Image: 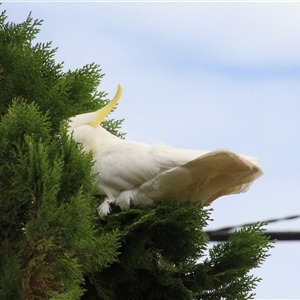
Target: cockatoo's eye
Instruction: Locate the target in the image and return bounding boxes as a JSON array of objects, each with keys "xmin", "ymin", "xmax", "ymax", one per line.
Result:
[{"xmin": 88, "ymin": 84, "xmax": 122, "ymax": 127}]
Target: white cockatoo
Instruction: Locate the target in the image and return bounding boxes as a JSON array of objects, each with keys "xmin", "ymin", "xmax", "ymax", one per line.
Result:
[{"xmin": 68, "ymin": 85, "xmax": 263, "ymax": 218}]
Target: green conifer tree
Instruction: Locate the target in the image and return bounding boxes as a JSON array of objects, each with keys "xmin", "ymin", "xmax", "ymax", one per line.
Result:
[
  {"xmin": 0, "ymin": 10, "xmax": 120, "ymax": 300},
  {"xmin": 0, "ymin": 9, "xmax": 274, "ymax": 300}
]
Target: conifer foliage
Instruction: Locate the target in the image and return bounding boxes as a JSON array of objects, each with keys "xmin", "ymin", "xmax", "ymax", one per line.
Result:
[
  {"xmin": 0, "ymin": 10, "xmax": 120, "ymax": 300},
  {"xmin": 0, "ymin": 9, "xmax": 274, "ymax": 300}
]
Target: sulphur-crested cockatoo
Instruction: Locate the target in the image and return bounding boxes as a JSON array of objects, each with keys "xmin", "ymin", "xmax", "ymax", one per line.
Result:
[{"xmin": 68, "ymin": 85, "xmax": 263, "ymax": 218}]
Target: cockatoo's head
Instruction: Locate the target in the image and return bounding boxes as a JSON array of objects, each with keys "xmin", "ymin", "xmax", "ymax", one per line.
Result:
[{"xmin": 67, "ymin": 84, "xmax": 122, "ymax": 152}]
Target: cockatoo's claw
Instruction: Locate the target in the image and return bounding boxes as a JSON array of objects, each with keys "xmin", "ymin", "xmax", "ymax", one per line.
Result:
[{"xmin": 98, "ymin": 198, "xmax": 114, "ymax": 218}]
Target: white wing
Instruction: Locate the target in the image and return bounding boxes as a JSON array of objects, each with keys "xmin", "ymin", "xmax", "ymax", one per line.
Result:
[
  {"xmin": 134, "ymin": 150, "xmax": 263, "ymax": 206},
  {"xmin": 92, "ymin": 139, "xmax": 209, "ymax": 195},
  {"xmin": 91, "ymin": 135, "xmax": 262, "ymax": 213}
]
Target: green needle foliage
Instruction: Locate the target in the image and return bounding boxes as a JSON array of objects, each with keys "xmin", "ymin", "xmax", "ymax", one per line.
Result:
[
  {"xmin": 0, "ymin": 9, "xmax": 120, "ymax": 300},
  {"xmin": 84, "ymin": 204, "xmax": 273, "ymax": 300},
  {"xmin": 0, "ymin": 8, "xmax": 274, "ymax": 300}
]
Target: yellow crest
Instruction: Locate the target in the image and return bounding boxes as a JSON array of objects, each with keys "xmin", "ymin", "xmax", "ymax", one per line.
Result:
[{"xmin": 89, "ymin": 84, "xmax": 122, "ymax": 126}]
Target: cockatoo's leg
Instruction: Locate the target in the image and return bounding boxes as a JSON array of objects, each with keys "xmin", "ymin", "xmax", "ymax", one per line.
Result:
[
  {"xmin": 115, "ymin": 190, "xmax": 133, "ymax": 210},
  {"xmin": 98, "ymin": 196, "xmax": 115, "ymax": 218}
]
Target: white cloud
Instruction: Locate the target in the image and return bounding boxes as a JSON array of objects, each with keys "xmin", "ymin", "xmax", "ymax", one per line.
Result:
[{"xmin": 6, "ymin": 2, "xmax": 300, "ymax": 73}]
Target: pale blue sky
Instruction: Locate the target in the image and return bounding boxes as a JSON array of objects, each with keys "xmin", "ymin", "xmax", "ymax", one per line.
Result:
[{"xmin": 3, "ymin": 2, "xmax": 300, "ymax": 298}]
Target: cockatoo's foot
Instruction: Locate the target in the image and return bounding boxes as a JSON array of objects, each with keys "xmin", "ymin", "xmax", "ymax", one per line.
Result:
[
  {"xmin": 115, "ymin": 190, "xmax": 132, "ymax": 210},
  {"xmin": 98, "ymin": 198, "xmax": 114, "ymax": 218}
]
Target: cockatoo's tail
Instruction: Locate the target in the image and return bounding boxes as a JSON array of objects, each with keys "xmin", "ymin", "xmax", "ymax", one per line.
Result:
[
  {"xmin": 88, "ymin": 84, "xmax": 122, "ymax": 126},
  {"xmin": 68, "ymin": 84, "xmax": 263, "ymax": 218}
]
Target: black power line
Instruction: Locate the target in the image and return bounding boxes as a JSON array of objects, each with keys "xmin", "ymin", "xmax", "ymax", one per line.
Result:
[
  {"xmin": 206, "ymin": 214, "xmax": 300, "ymax": 242},
  {"xmin": 206, "ymin": 230, "xmax": 300, "ymax": 242}
]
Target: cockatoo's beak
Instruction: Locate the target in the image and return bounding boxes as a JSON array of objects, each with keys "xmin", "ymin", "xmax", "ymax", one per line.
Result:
[{"xmin": 88, "ymin": 84, "xmax": 122, "ymax": 126}]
